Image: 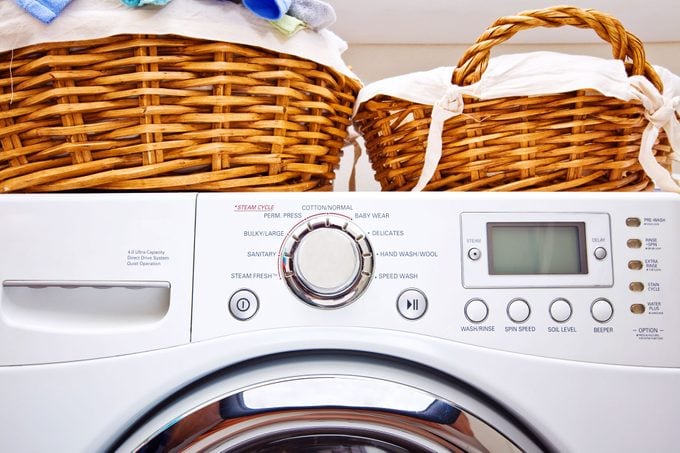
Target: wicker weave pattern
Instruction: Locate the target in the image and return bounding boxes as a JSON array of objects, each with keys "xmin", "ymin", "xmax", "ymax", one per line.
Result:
[
  {"xmin": 354, "ymin": 7, "xmax": 672, "ymax": 191},
  {"xmin": 0, "ymin": 35, "xmax": 360, "ymax": 192}
]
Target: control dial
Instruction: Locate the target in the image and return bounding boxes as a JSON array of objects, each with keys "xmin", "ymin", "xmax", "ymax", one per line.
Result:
[{"xmin": 281, "ymin": 214, "xmax": 373, "ymax": 308}]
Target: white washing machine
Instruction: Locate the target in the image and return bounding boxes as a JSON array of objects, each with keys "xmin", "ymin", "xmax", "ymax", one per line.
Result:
[{"xmin": 1, "ymin": 192, "xmax": 679, "ymax": 452}]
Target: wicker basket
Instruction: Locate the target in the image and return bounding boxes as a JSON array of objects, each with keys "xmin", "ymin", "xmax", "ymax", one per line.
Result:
[
  {"xmin": 354, "ymin": 6, "xmax": 673, "ymax": 191},
  {"xmin": 0, "ymin": 34, "xmax": 360, "ymax": 192}
]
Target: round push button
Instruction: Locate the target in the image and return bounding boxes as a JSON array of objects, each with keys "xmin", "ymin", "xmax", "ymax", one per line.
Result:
[
  {"xmin": 229, "ymin": 289, "xmax": 259, "ymax": 320},
  {"xmin": 397, "ymin": 288, "xmax": 427, "ymax": 320},
  {"xmin": 467, "ymin": 248, "xmax": 482, "ymax": 260},
  {"xmin": 591, "ymin": 298, "xmax": 614, "ymax": 323},
  {"xmin": 464, "ymin": 299, "xmax": 489, "ymax": 323},
  {"xmin": 507, "ymin": 298, "xmax": 531, "ymax": 323},
  {"xmin": 549, "ymin": 298, "xmax": 572, "ymax": 323},
  {"xmin": 593, "ymin": 247, "xmax": 607, "ymax": 260}
]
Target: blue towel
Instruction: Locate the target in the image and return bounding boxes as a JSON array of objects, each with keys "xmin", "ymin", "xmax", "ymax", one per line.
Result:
[
  {"xmin": 121, "ymin": 0, "xmax": 173, "ymax": 6},
  {"xmin": 242, "ymin": 0, "xmax": 292, "ymax": 21},
  {"xmin": 13, "ymin": 0, "xmax": 73, "ymax": 23}
]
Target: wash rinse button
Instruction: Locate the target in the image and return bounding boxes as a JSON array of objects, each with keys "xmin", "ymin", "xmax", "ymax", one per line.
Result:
[{"xmin": 464, "ymin": 299, "xmax": 489, "ymax": 323}]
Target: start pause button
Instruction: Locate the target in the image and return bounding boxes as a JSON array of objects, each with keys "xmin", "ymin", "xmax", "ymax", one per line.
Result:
[{"xmin": 397, "ymin": 288, "xmax": 428, "ymax": 320}]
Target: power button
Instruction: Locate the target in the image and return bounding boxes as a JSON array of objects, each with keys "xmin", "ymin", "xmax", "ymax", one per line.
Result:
[{"xmin": 229, "ymin": 289, "xmax": 259, "ymax": 320}]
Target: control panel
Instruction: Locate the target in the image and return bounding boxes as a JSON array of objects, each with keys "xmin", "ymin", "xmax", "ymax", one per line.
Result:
[
  {"xmin": 461, "ymin": 212, "xmax": 613, "ymax": 288},
  {"xmin": 189, "ymin": 192, "xmax": 680, "ymax": 367}
]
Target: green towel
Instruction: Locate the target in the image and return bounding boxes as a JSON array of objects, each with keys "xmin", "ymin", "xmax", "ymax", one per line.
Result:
[{"xmin": 269, "ymin": 14, "xmax": 307, "ymax": 36}]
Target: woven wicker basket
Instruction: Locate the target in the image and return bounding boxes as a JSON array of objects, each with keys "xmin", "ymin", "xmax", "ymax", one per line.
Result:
[
  {"xmin": 354, "ymin": 6, "xmax": 673, "ymax": 191},
  {"xmin": 0, "ymin": 34, "xmax": 360, "ymax": 192}
]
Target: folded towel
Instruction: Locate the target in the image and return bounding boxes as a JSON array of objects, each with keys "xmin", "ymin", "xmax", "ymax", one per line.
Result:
[
  {"xmin": 121, "ymin": 0, "xmax": 173, "ymax": 6},
  {"xmin": 270, "ymin": 14, "xmax": 307, "ymax": 36},
  {"xmin": 242, "ymin": 0, "xmax": 292, "ymax": 20},
  {"xmin": 12, "ymin": 0, "xmax": 72, "ymax": 23},
  {"xmin": 288, "ymin": 0, "xmax": 335, "ymax": 31}
]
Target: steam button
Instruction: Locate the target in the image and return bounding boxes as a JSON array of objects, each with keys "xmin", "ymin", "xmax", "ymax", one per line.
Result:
[{"xmin": 468, "ymin": 248, "xmax": 482, "ymax": 260}]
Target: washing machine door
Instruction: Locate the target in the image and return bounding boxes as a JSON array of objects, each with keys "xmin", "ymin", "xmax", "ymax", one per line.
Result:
[{"xmin": 114, "ymin": 353, "xmax": 548, "ymax": 453}]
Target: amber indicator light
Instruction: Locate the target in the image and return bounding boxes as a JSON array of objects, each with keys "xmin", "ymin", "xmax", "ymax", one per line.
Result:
[
  {"xmin": 630, "ymin": 304, "xmax": 646, "ymax": 314},
  {"xmin": 626, "ymin": 239, "xmax": 642, "ymax": 249},
  {"xmin": 629, "ymin": 282, "xmax": 645, "ymax": 292},
  {"xmin": 625, "ymin": 217, "xmax": 641, "ymax": 227},
  {"xmin": 628, "ymin": 260, "xmax": 643, "ymax": 270}
]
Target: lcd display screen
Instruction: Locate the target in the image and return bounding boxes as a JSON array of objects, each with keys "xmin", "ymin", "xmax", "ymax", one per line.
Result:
[{"xmin": 487, "ymin": 222, "xmax": 587, "ymax": 275}]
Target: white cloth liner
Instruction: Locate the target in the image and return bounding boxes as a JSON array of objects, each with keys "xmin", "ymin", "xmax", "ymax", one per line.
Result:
[
  {"xmin": 354, "ymin": 51, "xmax": 680, "ymax": 192},
  {"xmin": 0, "ymin": 0, "xmax": 358, "ymax": 81}
]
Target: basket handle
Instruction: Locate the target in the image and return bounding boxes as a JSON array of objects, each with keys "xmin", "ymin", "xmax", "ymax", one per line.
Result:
[{"xmin": 451, "ymin": 6, "xmax": 663, "ymax": 91}]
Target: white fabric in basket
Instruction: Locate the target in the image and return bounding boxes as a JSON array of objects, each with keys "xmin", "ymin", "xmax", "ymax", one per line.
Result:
[
  {"xmin": 354, "ymin": 51, "xmax": 680, "ymax": 192},
  {"xmin": 0, "ymin": 0, "xmax": 357, "ymax": 80}
]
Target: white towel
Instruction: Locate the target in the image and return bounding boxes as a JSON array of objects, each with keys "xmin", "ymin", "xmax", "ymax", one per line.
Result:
[
  {"xmin": 354, "ymin": 52, "xmax": 680, "ymax": 192},
  {"xmin": 0, "ymin": 0, "xmax": 358, "ymax": 81}
]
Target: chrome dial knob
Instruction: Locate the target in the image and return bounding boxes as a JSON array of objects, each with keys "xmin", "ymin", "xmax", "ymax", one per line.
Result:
[{"xmin": 281, "ymin": 215, "xmax": 373, "ymax": 308}]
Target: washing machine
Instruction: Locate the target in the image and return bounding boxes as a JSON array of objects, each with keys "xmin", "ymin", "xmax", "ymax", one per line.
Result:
[{"xmin": 1, "ymin": 191, "xmax": 679, "ymax": 452}]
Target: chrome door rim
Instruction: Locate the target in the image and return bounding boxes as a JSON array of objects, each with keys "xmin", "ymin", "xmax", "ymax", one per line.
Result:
[{"xmin": 113, "ymin": 352, "xmax": 549, "ymax": 453}]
